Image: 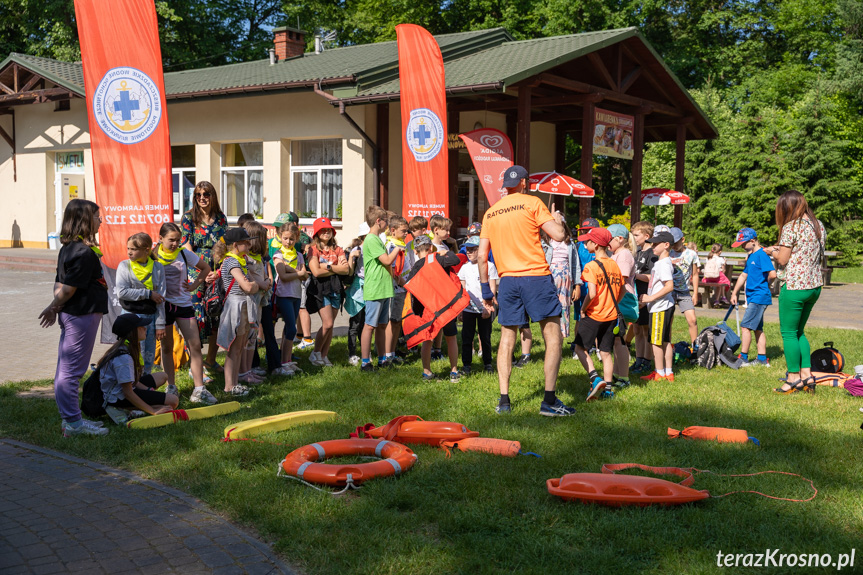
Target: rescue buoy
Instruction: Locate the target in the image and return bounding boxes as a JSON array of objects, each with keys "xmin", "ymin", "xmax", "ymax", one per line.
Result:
[
  {"xmin": 668, "ymin": 426, "xmax": 759, "ymax": 445},
  {"xmin": 352, "ymin": 415, "xmax": 479, "ymax": 446},
  {"xmin": 127, "ymin": 401, "xmax": 240, "ymax": 429},
  {"xmin": 223, "ymin": 410, "xmax": 336, "ymax": 440},
  {"xmin": 547, "ymin": 464, "xmax": 710, "ymax": 507},
  {"xmin": 440, "ymin": 438, "xmax": 521, "ymax": 457},
  {"xmin": 280, "ymin": 438, "xmax": 416, "ymax": 487}
]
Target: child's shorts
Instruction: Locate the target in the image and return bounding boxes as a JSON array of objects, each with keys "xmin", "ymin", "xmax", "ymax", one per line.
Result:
[
  {"xmin": 740, "ymin": 303, "xmax": 769, "ymax": 332},
  {"xmin": 365, "ymin": 298, "xmax": 391, "ymax": 327},
  {"xmin": 165, "ymin": 303, "xmax": 195, "ymax": 325},
  {"xmin": 390, "ymin": 290, "xmax": 406, "ymax": 322},
  {"xmin": 574, "ymin": 316, "xmax": 617, "ymax": 353},
  {"xmin": 674, "ymin": 292, "xmax": 695, "ymax": 313},
  {"xmin": 649, "ymin": 308, "xmax": 675, "ymax": 346}
]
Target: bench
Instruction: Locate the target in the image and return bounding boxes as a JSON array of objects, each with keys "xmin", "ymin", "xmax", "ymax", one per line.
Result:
[{"xmin": 697, "ymin": 249, "xmax": 843, "ymax": 293}]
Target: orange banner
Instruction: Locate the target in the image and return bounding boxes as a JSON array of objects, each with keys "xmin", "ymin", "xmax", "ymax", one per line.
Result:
[
  {"xmin": 458, "ymin": 128, "xmax": 513, "ymax": 206},
  {"xmin": 75, "ymin": 0, "xmax": 172, "ymax": 269},
  {"xmin": 397, "ymin": 24, "xmax": 449, "ymax": 219}
]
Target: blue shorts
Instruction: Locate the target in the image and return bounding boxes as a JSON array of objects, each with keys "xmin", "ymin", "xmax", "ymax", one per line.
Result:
[
  {"xmin": 322, "ymin": 292, "xmax": 340, "ymax": 309},
  {"xmin": 740, "ymin": 303, "xmax": 768, "ymax": 332},
  {"xmin": 364, "ymin": 298, "xmax": 391, "ymax": 327},
  {"xmin": 497, "ymin": 275, "xmax": 562, "ymax": 327}
]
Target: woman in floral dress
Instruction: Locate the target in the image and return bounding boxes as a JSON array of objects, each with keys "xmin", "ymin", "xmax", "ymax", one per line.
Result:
[
  {"xmin": 766, "ymin": 190, "xmax": 826, "ymax": 394},
  {"xmin": 181, "ymin": 181, "xmax": 228, "ymax": 373}
]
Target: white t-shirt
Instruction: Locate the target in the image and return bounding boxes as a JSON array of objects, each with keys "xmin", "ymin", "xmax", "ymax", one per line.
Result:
[
  {"xmin": 647, "ymin": 257, "xmax": 675, "ymax": 313},
  {"xmin": 458, "ymin": 261, "xmax": 499, "ymax": 313},
  {"xmin": 163, "ymin": 249, "xmax": 200, "ymax": 307}
]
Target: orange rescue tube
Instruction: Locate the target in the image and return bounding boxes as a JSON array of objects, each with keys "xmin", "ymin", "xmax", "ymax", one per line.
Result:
[
  {"xmin": 440, "ymin": 438, "xmax": 521, "ymax": 457},
  {"xmin": 357, "ymin": 415, "xmax": 480, "ymax": 446},
  {"xmin": 281, "ymin": 438, "xmax": 416, "ymax": 487},
  {"xmin": 547, "ymin": 463, "xmax": 710, "ymax": 507},
  {"xmin": 668, "ymin": 426, "xmax": 753, "ymax": 444}
]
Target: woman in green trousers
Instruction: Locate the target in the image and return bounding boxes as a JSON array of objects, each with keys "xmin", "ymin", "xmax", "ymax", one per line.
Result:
[{"xmin": 764, "ymin": 190, "xmax": 826, "ymax": 394}]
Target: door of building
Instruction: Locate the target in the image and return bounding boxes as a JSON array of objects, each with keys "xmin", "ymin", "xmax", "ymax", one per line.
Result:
[{"xmin": 54, "ymin": 152, "xmax": 86, "ymax": 234}]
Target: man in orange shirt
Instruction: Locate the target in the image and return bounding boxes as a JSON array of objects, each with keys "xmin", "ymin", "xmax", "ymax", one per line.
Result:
[
  {"xmin": 572, "ymin": 227, "xmax": 624, "ymax": 401},
  {"xmin": 478, "ymin": 165, "xmax": 574, "ymax": 416}
]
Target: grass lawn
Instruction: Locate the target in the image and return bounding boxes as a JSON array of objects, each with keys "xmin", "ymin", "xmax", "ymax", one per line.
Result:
[
  {"xmin": 2, "ymin": 316, "xmax": 862, "ymax": 574},
  {"xmin": 833, "ymin": 266, "xmax": 863, "ymax": 284}
]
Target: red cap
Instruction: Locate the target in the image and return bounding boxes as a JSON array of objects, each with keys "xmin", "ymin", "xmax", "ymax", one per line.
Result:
[
  {"xmin": 312, "ymin": 217, "xmax": 335, "ymax": 238},
  {"xmin": 577, "ymin": 227, "xmax": 612, "ymax": 247}
]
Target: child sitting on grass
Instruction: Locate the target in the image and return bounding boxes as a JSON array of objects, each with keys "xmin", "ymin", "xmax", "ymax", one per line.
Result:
[
  {"xmin": 458, "ymin": 236, "xmax": 498, "ymax": 375},
  {"xmin": 409, "ymin": 235, "xmax": 462, "ymax": 381},
  {"xmin": 572, "ymin": 228, "xmax": 624, "ymax": 401},
  {"xmin": 730, "ymin": 228, "xmax": 776, "ymax": 367},
  {"xmin": 640, "ymin": 230, "xmax": 676, "ymax": 382}
]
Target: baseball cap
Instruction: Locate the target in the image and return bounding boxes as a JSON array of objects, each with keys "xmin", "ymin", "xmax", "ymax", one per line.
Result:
[
  {"xmin": 607, "ymin": 223, "xmax": 629, "ymax": 239},
  {"xmin": 653, "ymin": 224, "xmax": 670, "ymax": 235},
  {"xmin": 669, "ymin": 227, "xmax": 684, "ymax": 243},
  {"xmin": 413, "ymin": 235, "xmax": 432, "ymax": 248},
  {"xmin": 577, "ymin": 227, "xmax": 612, "ymax": 247},
  {"xmin": 467, "ymin": 222, "xmax": 482, "ymax": 236},
  {"xmin": 312, "ymin": 217, "xmax": 335, "ymax": 238},
  {"xmin": 464, "ymin": 236, "xmax": 480, "ymax": 248},
  {"xmin": 578, "ymin": 217, "xmax": 600, "ymax": 231},
  {"xmin": 272, "ymin": 213, "xmax": 291, "ymax": 227},
  {"xmin": 732, "ymin": 227, "xmax": 757, "ymax": 248},
  {"xmin": 357, "ymin": 222, "xmax": 371, "ymax": 236},
  {"xmin": 502, "ymin": 165, "xmax": 529, "ymax": 188},
  {"xmin": 223, "ymin": 227, "xmax": 251, "ymax": 244},
  {"xmin": 287, "ymin": 212, "xmax": 300, "ymax": 224},
  {"xmin": 112, "ymin": 313, "xmax": 151, "ymax": 339},
  {"xmin": 646, "ymin": 231, "xmax": 674, "ymax": 245}
]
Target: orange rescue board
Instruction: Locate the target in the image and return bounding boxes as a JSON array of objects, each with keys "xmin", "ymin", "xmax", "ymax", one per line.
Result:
[{"xmin": 547, "ymin": 473, "xmax": 710, "ymax": 507}]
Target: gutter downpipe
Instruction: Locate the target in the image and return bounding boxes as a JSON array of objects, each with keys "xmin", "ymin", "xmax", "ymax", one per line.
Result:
[{"xmin": 314, "ymin": 83, "xmax": 380, "ymax": 206}]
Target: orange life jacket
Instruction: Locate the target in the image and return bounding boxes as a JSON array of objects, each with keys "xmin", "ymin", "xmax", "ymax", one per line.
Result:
[{"xmin": 402, "ymin": 254, "xmax": 469, "ymax": 347}]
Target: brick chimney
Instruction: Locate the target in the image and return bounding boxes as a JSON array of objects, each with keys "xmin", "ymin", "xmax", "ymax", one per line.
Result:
[{"xmin": 273, "ymin": 27, "xmax": 306, "ymax": 61}]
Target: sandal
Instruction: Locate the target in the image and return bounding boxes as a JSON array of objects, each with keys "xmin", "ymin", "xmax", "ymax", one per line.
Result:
[
  {"xmin": 773, "ymin": 379, "xmax": 803, "ymax": 394},
  {"xmin": 802, "ymin": 376, "xmax": 816, "ymax": 394},
  {"xmin": 203, "ymin": 361, "xmax": 224, "ymax": 374}
]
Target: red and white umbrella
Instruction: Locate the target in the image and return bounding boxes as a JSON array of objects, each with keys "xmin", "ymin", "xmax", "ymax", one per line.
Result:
[
  {"xmin": 624, "ymin": 188, "xmax": 690, "ymax": 206},
  {"xmin": 529, "ymin": 171, "xmax": 594, "ymax": 197}
]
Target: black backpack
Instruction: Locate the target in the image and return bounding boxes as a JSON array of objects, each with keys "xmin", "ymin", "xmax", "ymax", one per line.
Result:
[
  {"xmin": 80, "ymin": 348, "xmax": 131, "ymax": 418},
  {"xmin": 204, "ymin": 269, "xmax": 236, "ymax": 320},
  {"xmin": 811, "ymin": 342, "xmax": 845, "ymax": 373}
]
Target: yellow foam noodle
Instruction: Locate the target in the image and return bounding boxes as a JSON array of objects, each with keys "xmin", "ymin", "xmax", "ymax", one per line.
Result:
[
  {"xmin": 223, "ymin": 410, "xmax": 337, "ymax": 439},
  {"xmin": 127, "ymin": 402, "xmax": 241, "ymax": 430}
]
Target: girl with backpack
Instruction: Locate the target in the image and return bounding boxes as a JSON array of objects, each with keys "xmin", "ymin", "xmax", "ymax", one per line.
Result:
[
  {"xmin": 116, "ymin": 232, "xmax": 166, "ymax": 376},
  {"xmin": 215, "ymin": 227, "xmax": 261, "ymax": 396},
  {"xmin": 701, "ymin": 243, "xmax": 731, "ymax": 307},
  {"xmin": 154, "ymin": 222, "xmax": 217, "ymax": 405},
  {"xmin": 272, "ymin": 222, "xmax": 309, "ymax": 375},
  {"xmin": 239, "ymin": 220, "xmax": 273, "ymax": 384},
  {"xmin": 307, "ymin": 217, "xmax": 350, "ymax": 367},
  {"xmin": 100, "ymin": 313, "xmax": 179, "ymax": 424}
]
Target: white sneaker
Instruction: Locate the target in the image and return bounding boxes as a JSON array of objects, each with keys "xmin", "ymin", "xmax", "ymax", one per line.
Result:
[
  {"xmin": 165, "ymin": 383, "xmax": 179, "ymax": 396},
  {"xmin": 63, "ymin": 420, "xmax": 109, "ymax": 437},
  {"xmin": 104, "ymin": 406, "xmax": 129, "ymax": 425},
  {"xmin": 322, "ymin": 356, "xmax": 333, "ymax": 367},
  {"xmin": 296, "ymin": 338, "xmax": 315, "ymax": 350},
  {"xmin": 251, "ymin": 367, "xmax": 267, "ymax": 376},
  {"xmin": 349, "ymin": 355, "xmax": 360, "ymax": 366},
  {"xmin": 273, "ymin": 366, "xmax": 295, "ymax": 376},
  {"xmin": 190, "ymin": 387, "xmax": 218, "ymax": 405},
  {"xmin": 308, "ymin": 352, "xmax": 327, "ymax": 367},
  {"xmin": 285, "ymin": 361, "xmax": 303, "ymax": 373}
]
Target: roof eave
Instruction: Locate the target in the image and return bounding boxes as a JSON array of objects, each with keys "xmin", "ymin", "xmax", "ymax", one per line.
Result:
[
  {"xmin": 331, "ymin": 81, "xmax": 505, "ymax": 106},
  {"xmin": 165, "ymin": 75, "xmax": 356, "ymax": 100}
]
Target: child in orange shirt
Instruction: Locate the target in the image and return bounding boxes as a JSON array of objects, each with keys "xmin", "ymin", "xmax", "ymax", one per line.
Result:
[{"xmin": 572, "ymin": 228, "xmax": 624, "ymax": 401}]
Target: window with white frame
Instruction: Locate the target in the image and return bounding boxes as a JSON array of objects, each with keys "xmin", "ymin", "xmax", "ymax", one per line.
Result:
[
  {"xmin": 221, "ymin": 143, "xmax": 263, "ymax": 218},
  {"xmin": 171, "ymin": 145, "xmax": 196, "ymax": 219},
  {"xmin": 291, "ymin": 139, "xmax": 343, "ymax": 222}
]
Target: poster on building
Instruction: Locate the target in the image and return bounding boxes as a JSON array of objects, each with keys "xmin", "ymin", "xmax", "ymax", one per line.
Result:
[
  {"xmin": 397, "ymin": 23, "xmax": 449, "ymax": 219},
  {"xmin": 593, "ymin": 108, "xmax": 634, "ymax": 160},
  {"xmin": 458, "ymin": 128, "xmax": 513, "ymax": 206}
]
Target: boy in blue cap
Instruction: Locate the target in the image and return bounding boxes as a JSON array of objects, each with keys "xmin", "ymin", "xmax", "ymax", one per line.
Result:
[{"xmin": 730, "ymin": 227, "xmax": 776, "ymax": 367}]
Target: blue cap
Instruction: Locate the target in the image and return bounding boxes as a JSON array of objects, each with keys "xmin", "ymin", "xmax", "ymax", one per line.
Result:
[
  {"xmin": 502, "ymin": 165, "xmax": 529, "ymax": 188},
  {"xmin": 464, "ymin": 236, "xmax": 480, "ymax": 247},
  {"xmin": 607, "ymin": 223, "xmax": 629, "ymax": 239},
  {"xmin": 732, "ymin": 227, "xmax": 757, "ymax": 247},
  {"xmin": 669, "ymin": 227, "xmax": 684, "ymax": 243}
]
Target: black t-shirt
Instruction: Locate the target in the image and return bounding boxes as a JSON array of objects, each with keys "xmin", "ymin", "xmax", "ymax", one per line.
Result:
[
  {"xmin": 55, "ymin": 241, "xmax": 109, "ymax": 316},
  {"xmin": 634, "ymin": 246, "xmax": 658, "ymax": 296}
]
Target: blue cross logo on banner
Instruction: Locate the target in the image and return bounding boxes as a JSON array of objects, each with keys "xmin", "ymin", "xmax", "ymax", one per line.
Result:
[
  {"xmin": 406, "ymin": 108, "xmax": 444, "ymax": 162},
  {"xmin": 92, "ymin": 67, "xmax": 162, "ymax": 145}
]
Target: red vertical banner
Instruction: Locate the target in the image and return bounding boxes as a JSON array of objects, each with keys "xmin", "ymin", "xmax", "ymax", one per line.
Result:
[
  {"xmin": 397, "ymin": 24, "xmax": 449, "ymax": 219},
  {"xmin": 458, "ymin": 128, "xmax": 513, "ymax": 206},
  {"xmin": 75, "ymin": 0, "xmax": 172, "ymax": 270}
]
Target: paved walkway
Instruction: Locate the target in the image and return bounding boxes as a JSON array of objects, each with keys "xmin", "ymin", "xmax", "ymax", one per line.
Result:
[
  {"xmin": 0, "ymin": 439, "xmax": 294, "ymax": 575},
  {"xmin": 0, "ymin": 268, "xmax": 349, "ymax": 384}
]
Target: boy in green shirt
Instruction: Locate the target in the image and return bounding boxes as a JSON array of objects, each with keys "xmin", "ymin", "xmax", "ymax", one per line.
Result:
[{"xmin": 361, "ymin": 205, "xmax": 402, "ymax": 371}]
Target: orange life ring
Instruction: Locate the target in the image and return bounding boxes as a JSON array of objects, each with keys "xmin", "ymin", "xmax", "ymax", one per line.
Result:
[{"xmin": 281, "ymin": 438, "xmax": 417, "ymax": 487}]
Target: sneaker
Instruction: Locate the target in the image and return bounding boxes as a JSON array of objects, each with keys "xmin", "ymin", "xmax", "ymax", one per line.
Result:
[
  {"xmin": 360, "ymin": 362, "xmax": 376, "ymax": 373},
  {"xmin": 459, "ymin": 366, "xmax": 472, "ymax": 377},
  {"xmin": 284, "ymin": 361, "xmax": 303, "ymax": 374},
  {"xmin": 495, "ymin": 401, "xmax": 511, "ymax": 414},
  {"xmin": 450, "ymin": 370, "xmax": 461, "ymax": 382},
  {"xmin": 601, "ymin": 388, "xmax": 616, "ymax": 399},
  {"xmin": 322, "ymin": 356, "xmax": 333, "ymax": 367},
  {"xmin": 165, "ymin": 383, "xmax": 179, "ymax": 396},
  {"xmin": 430, "ymin": 349, "xmax": 443, "ymax": 361},
  {"xmin": 190, "ymin": 387, "xmax": 218, "ymax": 405},
  {"xmin": 378, "ymin": 358, "xmax": 393, "ymax": 369},
  {"xmin": 191, "ymin": 368, "xmax": 213, "ymax": 384},
  {"xmin": 421, "ymin": 371, "xmax": 436, "ymax": 381},
  {"xmin": 308, "ymin": 352, "xmax": 327, "ymax": 367},
  {"xmin": 226, "ymin": 384, "xmax": 250, "ymax": 396},
  {"xmin": 540, "ymin": 398, "xmax": 576, "ymax": 417},
  {"xmin": 742, "ymin": 358, "xmax": 771, "ymax": 368},
  {"xmin": 390, "ymin": 355, "xmax": 405, "ymax": 366},
  {"xmin": 128, "ymin": 410, "xmax": 147, "ymax": 419},
  {"xmin": 293, "ymin": 337, "xmax": 302, "ymax": 345},
  {"xmin": 348, "ymin": 355, "xmax": 361, "ymax": 366},
  {"xmin": 104, "ymin": 405, "xmax": 129, "ymax": 425},
  {"xmin": 514, "ymin": 354, "xmax": 531, "ymax": 368},
  {"xmin": 251, "ymin": 367, "xmax": 267, "ymax": 376},
  {"xmin": 629, "ymin": 360, "xmax": 648, "ymax": 374},
  {"xmin": 203, "ymin": 361, "xmax": 224, "ymax": 374},
  {"xmin": 640, "ymin": 371, "xmax": 662, "ymax": 381},
  {"xmin": 272, "ymin": 366, "xmax": 295, "ymax": 377},
  {"xmin": 484, "ymin": 364, "xmax": 495, "ymax": 374},
  {"xmin": 664, "ymin": 373, "xmax": 675, "ymax": 382},
  {"xmin": 611, "ymin": 376, "xmax": 631, "ymax": 388},
  {"xmin": 62, "ymin": 420, "xmax": 109, "ymax": 437},
  {"xmin": 296, "ymin": 338, "xmax": 315, "ymax": 350},
  {"xmin": 586, "ymin": 378, "xmax": 607, "ymax": 402},
  {"xmin": 238, "ymin": 372, "xmax": 265, "ymax": 384}
]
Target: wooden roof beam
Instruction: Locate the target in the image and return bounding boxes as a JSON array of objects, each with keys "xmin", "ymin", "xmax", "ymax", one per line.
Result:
[
  {"xmin": 0, "ymin": 87, "xmax": 73, "ymax": 105},
  {"xmin": 588, "ymin": 52, "xmax": 617, "ymax": 91},
  {"xmin": 448, "ymin": 92, "xmax": 602, "ymax": 112},
  {"xmin": 535, "ymin": 73, "xmax": 681, "ymax": 117},
  {"xmin": 619, "ymin": 66, "xmax": 642, "ymax": 94}
]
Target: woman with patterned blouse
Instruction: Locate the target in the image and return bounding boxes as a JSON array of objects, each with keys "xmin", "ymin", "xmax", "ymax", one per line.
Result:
[
  {"xmin": 765, "ymin": 190, "xmax": 827, "ymax": 394},
  {"xmin": 181, "ymin": 181, "xmax": 228, "ymax": 374}
]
